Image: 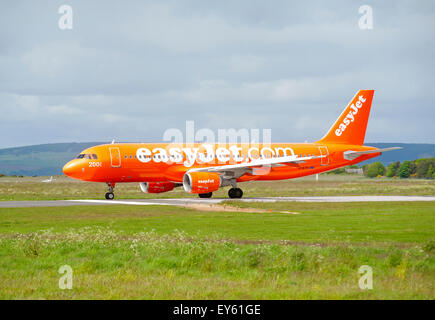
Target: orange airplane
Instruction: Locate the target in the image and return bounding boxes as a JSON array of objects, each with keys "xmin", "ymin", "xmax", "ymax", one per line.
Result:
[{"xmin": 63, "ymin": 90, "xmax": 400, "ymax": 200}]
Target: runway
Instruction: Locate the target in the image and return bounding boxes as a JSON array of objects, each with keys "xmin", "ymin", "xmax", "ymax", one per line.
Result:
[{"xmin": 0, "ymin": 195, "xmax": 434, "ymax": 208}]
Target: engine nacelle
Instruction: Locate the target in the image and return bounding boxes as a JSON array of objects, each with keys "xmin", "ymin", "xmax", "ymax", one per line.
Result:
[
  {"xmin": 183, "ymin": 172, "xmax": 221, "ymax": 194},
  {"xmin": 139, "ymin": 182, "xmax": 175, "ymax": 194}
]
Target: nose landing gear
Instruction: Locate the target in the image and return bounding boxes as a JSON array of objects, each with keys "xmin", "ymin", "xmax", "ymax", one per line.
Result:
[
  {"xmin": 105, "ymin": 192, "xmax": 114, "ymax": 200},
  {"xmin": 105, "ymin": 182, "xmax": 115, "ymax": 200}
]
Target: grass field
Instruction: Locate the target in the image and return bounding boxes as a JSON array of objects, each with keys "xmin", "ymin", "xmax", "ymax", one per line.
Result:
[
  {"xmin": 0, "ymin": 201, "xmax": 434, "ymax": 299},
  {"xmin": 1, "ymin": 174, "xmax": 435, "ymax": 201}
]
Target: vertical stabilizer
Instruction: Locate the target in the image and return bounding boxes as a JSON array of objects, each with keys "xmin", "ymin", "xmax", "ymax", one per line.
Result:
[{"xmin": 318, "ymin": 90, "xmax": 374, "ymax": 145}]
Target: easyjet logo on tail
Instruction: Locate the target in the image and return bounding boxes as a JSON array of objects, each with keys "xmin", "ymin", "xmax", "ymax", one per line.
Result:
[{"xmin": 335, "ymin": 95, "xmax": 366, "ymax": 136}]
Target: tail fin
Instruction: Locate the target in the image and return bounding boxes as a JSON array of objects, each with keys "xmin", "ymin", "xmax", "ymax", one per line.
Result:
[{"xmin": 318, "ymin": 89, "xmax": 374, "ymax": 145}]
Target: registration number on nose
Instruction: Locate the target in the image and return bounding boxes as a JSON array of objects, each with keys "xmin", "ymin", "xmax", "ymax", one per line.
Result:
[{"xmin": 88, "ymin": 162, "xmax": 103, "ymax": 167}]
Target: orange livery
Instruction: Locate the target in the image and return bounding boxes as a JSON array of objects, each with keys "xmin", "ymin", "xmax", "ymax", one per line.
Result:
[{"xmin": 63, "ymin": 90, "xmax": 401, "ymax": 199}]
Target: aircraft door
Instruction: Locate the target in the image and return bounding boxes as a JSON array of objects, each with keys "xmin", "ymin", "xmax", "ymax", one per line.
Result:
[
  {"xmin": 109, "ymin": 147, "xmax": 121, "ymax": 168},
  {"xmin": 318, "ymin": 146, "xmax": 329, "ymax": 166}
]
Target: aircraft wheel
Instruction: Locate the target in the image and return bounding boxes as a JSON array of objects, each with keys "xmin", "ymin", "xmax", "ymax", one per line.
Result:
[
  {"xmin": 105, "ymin": 192, "xmax": 115, "ymax": 200},
  {"xmin": 228, "ymin": 188, "xmax": 243, "ymax": 199},
  {"xmin": 199, "ymin": 192, "xmax": 213, "ymax": 198},
  {"xmin": 235, "ymin": 188, "xmax": 243, "ymax": 198}
]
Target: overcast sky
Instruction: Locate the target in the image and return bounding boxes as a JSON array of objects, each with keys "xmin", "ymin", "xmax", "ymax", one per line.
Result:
[{"xmin": 0, "ymin": 0, "xmax": 434, "ymax": 148}]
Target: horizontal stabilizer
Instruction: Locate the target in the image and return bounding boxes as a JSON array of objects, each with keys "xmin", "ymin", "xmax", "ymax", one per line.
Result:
[{"xmin": 343, "ymin": 147, "xmax": 402, "ymax": 161}]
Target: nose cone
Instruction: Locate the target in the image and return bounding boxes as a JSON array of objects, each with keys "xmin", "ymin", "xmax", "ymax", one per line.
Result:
[{"xmin": 63, "ymin": 160, "xmax": 82, "ymax": 178}]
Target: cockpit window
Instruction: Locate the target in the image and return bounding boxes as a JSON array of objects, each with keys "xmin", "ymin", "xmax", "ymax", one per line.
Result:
[{"xmin": 77, "ymin": 153, "xmax": 97, "ymax": 159}]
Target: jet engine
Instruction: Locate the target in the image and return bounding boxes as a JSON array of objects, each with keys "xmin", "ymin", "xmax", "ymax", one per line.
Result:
[
  {"xmin": 183, "ymin": 172, "xmax": 221, "ymax": 194},
  {"xmin": 139, "ymin": 182, "xmax": 175, "ymax": 193}
]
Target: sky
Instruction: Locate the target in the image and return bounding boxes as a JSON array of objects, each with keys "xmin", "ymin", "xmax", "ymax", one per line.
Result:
[{"xmin": 0, "ymin": 0, "xmax": 434, "ymax": 148}]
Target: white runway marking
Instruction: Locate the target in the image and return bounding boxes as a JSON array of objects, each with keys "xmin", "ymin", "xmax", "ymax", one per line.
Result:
[
  {"xmin": 238, "ymin": 196, "xmax": 435, "ymax": 203},
  {"xmin": 0, "ymin": 196, "xmax": 434, "ymax": 208},
  {"xmin": 69, "ymin": 196, "xmax": 435, "ymax": 205},
  {"xmin": 68, "ymin": 199, "xmax": 171, "ymax": 206}
]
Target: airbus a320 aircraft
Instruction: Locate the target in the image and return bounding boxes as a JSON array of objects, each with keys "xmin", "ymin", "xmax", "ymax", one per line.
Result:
[{"xmin": 63, "ymin": 90, "xmax": 400, "ymax": 200}]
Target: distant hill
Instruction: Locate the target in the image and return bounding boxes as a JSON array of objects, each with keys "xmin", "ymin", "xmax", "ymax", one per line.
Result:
[
  {"xmin": 0, "ymin": 142, "xmax": 434, "ymax": 176},
  {"xmin": 0, "ymin": 142, "xmax": 104, "ymax": 176}
]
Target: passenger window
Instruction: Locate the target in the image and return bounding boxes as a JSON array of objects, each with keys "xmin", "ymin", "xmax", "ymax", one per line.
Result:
[{"xmin": 92, "ymin": 154, "xmax": 98, "ymax": 159}]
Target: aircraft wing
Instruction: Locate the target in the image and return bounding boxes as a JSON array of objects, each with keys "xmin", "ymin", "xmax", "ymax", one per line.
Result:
[
  {"xmin": 343, "ymin": 147, "xmax": 402, "ymax": 160},
  {"xmin": 188, "ymin": 155, "xmax": 324, "ymax": 177}
]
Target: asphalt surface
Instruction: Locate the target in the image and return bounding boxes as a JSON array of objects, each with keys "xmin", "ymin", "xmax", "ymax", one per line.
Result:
[{"xmin": 0, "ymin": 196, "xmax": 434, "ymax": 208}]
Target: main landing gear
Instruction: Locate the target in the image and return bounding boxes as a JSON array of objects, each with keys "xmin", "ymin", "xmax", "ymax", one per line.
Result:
[
  {"xmin": 197, "ymin": 179, "xmax": 244, "ymax": 199},
  {"xmin": 105, "ymin": 182, "xmax": 115, "ymax": 200},
  {"xmin": 228, "ymin": 187, "xmax": 243, "ymax": 199},
  {"xmin": 198, "ymin": 192, "xmax": 213, "ymax": 198},
  {"xmin": 197, "ymin": 188, "xmax": 243, "ymax": 199}
]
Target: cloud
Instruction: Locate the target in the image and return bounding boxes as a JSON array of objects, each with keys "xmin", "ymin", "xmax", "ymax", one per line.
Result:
[
  {"xmin": 0, "ymin": 0, "xmax": 434, "ymax": 148},
  {"xmin": 44, "ymin": 104, "xmax": 83, "ymax": 115}
]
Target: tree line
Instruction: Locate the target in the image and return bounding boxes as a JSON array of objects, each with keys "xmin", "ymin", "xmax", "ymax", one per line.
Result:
[{"xmin": 362, "ymin": 158, "xmax": 435, "ymax": 179}]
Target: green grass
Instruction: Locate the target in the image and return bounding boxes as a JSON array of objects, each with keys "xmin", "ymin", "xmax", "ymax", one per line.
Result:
[
  {"xmin": 0, "ymin": 202, "xmax": 434, "ymax": 243},
  {"xmin": 1, "ymin": 174, "xmax": 434, "ymax": 201},
  {"xmin": 0, "ymin": 202, "xmax": 434, "ymax": 299}
]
